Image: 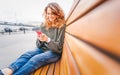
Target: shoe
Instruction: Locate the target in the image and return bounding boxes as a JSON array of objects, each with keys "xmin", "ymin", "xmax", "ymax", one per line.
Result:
[{"xmin": 0, "ymin": 70, "xmax": 4, "ymax": 75}]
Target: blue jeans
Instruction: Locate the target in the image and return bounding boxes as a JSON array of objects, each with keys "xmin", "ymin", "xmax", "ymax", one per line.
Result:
[{"xmin": 9, "ymin": 48, "xmax": 61, "ymax": 75}]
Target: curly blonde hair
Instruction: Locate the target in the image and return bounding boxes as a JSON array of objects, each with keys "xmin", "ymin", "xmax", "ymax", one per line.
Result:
[{"xmin": 43, "ymin": 2, "xmax": 65, "ymax": 29}]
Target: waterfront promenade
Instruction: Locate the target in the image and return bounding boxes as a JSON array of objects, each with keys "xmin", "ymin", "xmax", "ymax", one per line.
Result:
[{"xmin": 0, "ymin": 31, "xmax": 37, "ymax": 69}]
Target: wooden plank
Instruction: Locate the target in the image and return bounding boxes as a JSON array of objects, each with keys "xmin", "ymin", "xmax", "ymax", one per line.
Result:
[
  {"xmin": 33, "ymin": 67, "xmax": 43, "ymax": 75},
  {"xmin": 59, "ymin": 43, "xmax": 69, "ymax": 75},
  {"xmin": 59, "ymin": 38, "xmax": 80, "ymax": 75},
  {"xmin": 54, "ymin": 61, "xmax": 60, "ymax": 75},
  {"xmin": 65, "ymin": 0, "xmax": 80, "ymax": 23},
  {"xmin": 64, "ymin": 39, "xmax": 80, "ymax": 75},
  {"xmin": 66, "ymin": 0, "xmax": 104, "ymax": 25},
  {"xmin": 40, "ymin": 65, "xmax": 49, "ymax": 75},
  {"xmin": 47, "ymin": 63, "xmax": 55, "ymax": 75},
  {"xmin": 65, "ymin": 33, "xmax": 120, "ymax": 75},
  {"xmin": 66, "ymin": 0, "xmax": 120, "ymax": 57}
]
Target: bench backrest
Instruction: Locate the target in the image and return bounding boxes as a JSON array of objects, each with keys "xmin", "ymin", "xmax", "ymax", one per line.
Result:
[{"xmin": 64, "ymin": 0, "xmax": 120, "ymax": 75}]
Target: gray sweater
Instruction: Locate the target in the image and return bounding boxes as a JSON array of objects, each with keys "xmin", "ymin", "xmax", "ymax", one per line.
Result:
[{"xmin": 36, "ymin": 24, "xmax": 66, "ymax": 53}]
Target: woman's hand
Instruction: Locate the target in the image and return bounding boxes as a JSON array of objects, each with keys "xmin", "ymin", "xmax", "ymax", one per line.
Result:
[{"xmin": 37, "ymin": 33, "xmax": 48, "ymax": 42}]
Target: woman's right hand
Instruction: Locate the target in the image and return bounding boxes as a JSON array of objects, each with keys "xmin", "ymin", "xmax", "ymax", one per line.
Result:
[{"xmin": 37, "ymin": 33, "xmax": 48, "ymax": 42}]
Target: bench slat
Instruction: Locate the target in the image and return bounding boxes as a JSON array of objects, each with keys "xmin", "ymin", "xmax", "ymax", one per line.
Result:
[
  {"xmin": 66, "ymin": 0, "xmax": 103, "ymax": 25},
  {"xmin": 64, "ymin": 39, "xmax": 80, "ymax": 75},
  {"xmin": 66, "ymin": 0, "xmax": 120, "ymax": 57},
  {"xmin": 54, "ymin": 61, "xmax": 60, "ymax": 75},
  {"xmin": 59, "ymin": 43, "xmax": 70, "ymax": 75},
  {"xmin": 40, "ymin": 65, "xmax": 49, "ymax": 75},
  {"xmin": 66, "ymin": 33, "xmax": 120, "ymax": 75},
  {"xmin": 33, "ymin": 68, "xmax": 43, "ymax": 75},
  {"xmin": 47, "ymin": 63, "xmax": 55, "ymax": 75}
]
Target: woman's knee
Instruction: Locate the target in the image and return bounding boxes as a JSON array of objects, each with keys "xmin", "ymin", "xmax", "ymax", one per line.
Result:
[
  {"xmin": 19, "ymin": 48, "xmax": 43, "ymax": 58},
  {"xmin": 30, "ymin": 51, "xmax": 61, "ymax": 63}
]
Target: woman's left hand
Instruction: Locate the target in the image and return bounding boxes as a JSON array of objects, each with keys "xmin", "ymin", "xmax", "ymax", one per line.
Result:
[{"xmin": 37, "ymin": 33, "xmax": 48, "ymax": 42}]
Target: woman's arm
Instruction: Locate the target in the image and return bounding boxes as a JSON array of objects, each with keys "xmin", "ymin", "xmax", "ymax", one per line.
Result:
[
  {"xmin": 46, "ymin": 25, "xmax": 66, "ymax": 53},
  {"xmin": 36, "ymin": 39, "xmax": 44, "ymax": 48}
]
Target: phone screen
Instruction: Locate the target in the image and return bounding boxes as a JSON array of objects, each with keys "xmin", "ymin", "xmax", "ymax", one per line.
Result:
[{"xmin": 36, "ymin": 31, "xmax": 42, "ymax": 36}]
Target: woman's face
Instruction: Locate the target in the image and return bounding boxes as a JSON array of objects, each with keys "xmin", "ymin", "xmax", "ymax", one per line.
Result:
[{"xmin": 47, "ymin": 8, "xmax": 57, "ymax": 22}]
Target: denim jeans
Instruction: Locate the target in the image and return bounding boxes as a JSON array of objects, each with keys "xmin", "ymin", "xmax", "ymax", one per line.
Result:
[{"xmin": 9, "ymin": 48, "xmax": 61, "ymax": 75}]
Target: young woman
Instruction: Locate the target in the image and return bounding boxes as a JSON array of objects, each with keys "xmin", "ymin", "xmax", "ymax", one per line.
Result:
[{"xmin": 0, "ymin": 2, "xmax": 66, "ymax": 75}]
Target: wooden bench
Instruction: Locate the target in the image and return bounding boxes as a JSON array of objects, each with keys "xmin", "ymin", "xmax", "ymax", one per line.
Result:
[{"xmin": 32, "ymin": 0, "xmax": 120, "ymax": 75}]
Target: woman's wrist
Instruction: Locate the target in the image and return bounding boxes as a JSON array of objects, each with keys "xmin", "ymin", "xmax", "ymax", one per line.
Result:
[{"xmin": 46, "ymin": 38, "xmax": 51, "ymax": 43}]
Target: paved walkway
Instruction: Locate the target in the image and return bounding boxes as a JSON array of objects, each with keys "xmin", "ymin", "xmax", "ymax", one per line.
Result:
[{"xmin": 0, "ymin": 31, "xmax": 37, "ymax": 69}]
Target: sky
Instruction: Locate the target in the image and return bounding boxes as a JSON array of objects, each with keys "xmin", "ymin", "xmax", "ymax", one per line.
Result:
[{"xmin": 0, "ymin": 0, "xmax": 73, "ymax": 24}]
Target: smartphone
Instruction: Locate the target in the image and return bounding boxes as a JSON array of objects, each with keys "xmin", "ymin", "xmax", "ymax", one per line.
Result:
[{"xmin": 36, "ymin": 30, "xmax": 42, "ymax": 36}]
